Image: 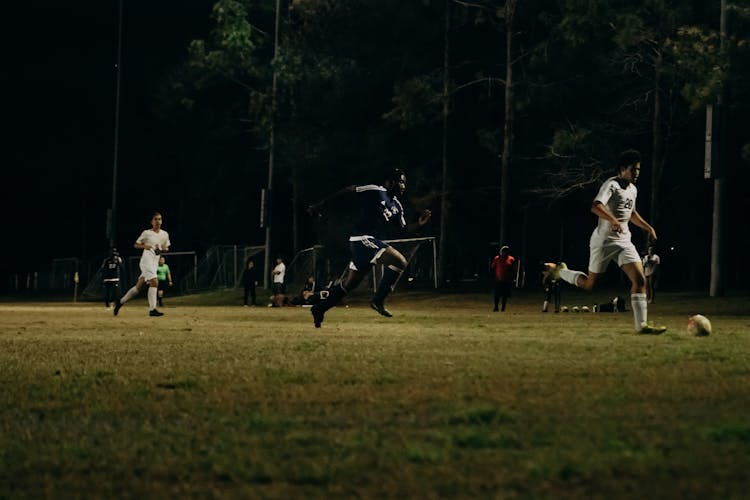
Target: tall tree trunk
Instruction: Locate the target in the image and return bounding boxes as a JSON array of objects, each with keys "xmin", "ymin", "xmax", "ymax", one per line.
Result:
[
  {"xmin": 499, "ymin": 0, "xmax": 516, "ymax": 245},
  {"xmin": 438, "ymin": 0, "xmax": 450, "ymax": 285}
]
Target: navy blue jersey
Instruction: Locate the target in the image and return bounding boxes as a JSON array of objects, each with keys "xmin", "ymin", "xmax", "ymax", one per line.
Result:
[
  {"xmin": 102, "ymin": 256, "xmax": 122, "ymax": 282},
  {"xmin": 351, "ymin": 184, "xmax": 406, "ymax": 237}
]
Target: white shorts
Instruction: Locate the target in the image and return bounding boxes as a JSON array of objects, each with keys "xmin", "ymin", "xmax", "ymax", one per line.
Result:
[
  {"xmin": 588, "ymin": 235, "xmax": 641, "ymax": 274},
  {"xmin": 139, "ymin": 263, "xmax": 158, "ymax": 282}
]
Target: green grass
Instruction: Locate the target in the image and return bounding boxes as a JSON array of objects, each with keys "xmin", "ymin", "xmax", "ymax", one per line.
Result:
[{"xmin": 1, "ymin": 289, "xmax": 749, "ymax": 498}]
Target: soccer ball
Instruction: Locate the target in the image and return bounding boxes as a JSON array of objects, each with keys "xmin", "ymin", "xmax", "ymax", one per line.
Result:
[
  {"xmin": 687, "ymin": 314, "xmax": 712, "ymax": 336},
  {"xmin": 581, "ymin": 306, "xmax": 590, "ymax": 313},
  {"xmin": 561, "ymin": 306, "xmax": 569, "ymax": 313},
  {"xmin": 572, "ymin": 306, "xmax": 580, "ymax": 313}
]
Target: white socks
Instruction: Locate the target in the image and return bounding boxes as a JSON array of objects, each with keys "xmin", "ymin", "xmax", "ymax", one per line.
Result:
[
  {"xmin": 148, "ymin": 286, "xmax": 158, "ymax": 310},
  {"xmin": 631, "ymin": 293, "xmax": 648, "ymax": 330},
  {"xmin": 120, "ymin": 286, "xmax": 140, "ymax": 304},
  {"xmin": 560, "ymin": 268, "xmax": 586, "ymax": 287}
]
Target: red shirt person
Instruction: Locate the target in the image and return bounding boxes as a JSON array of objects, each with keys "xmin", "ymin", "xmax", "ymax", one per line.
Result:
[{"xmin": 490, "ymin": 245, "xmax": 517, "ymax": 312}]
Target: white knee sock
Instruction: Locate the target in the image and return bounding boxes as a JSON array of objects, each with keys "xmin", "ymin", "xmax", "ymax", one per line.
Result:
[
  {"xmin": 121, "ymin": 286, "xmax": 140, "ymax": 304},
  {"xmin": 148, "ymin": 287, "xmax": 158, "ymax": 310},
  {"xmin": 560, "ymin": 268, "xmax": 586, "ymax": 287},
  {"xmin": 631, "ymin": 293, "xmax": 647, "ymax": 330}
]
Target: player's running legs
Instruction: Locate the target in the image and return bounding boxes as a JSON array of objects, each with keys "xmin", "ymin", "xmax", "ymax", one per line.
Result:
[
  {"xmin": 553, "ymin": 262, "xmax": 665, "ymax": 334},
  {"xmin": 114, "ymin": 276, "xmax": 164, "ymax": 317},
  {"xmin": 310, "ymin": 268, "xmax": 367, "ymax": 328},
  {"xmin": 370, "ymin": 247, "xmax": 407, "ymax": 317}
]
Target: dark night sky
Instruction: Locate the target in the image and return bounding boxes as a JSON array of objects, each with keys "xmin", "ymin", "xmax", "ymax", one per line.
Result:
[
  {"xmin": 2, "ymin": 1, "xmax": 216, "ymax": 277},
  {"xmin": 1, "ymin": 2, "xmax": 746, "ymax": 290}
]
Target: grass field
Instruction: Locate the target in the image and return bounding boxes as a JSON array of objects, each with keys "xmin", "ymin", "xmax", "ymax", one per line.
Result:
[{"xmin": 1, "ymin": 288, "xmax": 749, "ymax": 498}]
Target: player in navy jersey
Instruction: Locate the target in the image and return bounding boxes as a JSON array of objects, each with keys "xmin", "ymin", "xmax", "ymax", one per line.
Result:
[{"xmin": 307, "ymin": 169, "xmax": 431, "ymax": 328}]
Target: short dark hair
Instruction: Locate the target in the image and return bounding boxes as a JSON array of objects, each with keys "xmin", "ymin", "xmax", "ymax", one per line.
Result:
[
  {"xmin": 617, "ymin": 149, "xmax": 641, "ymax": 172},
  {"xmin": 386, "ymin": 168, "xmax": 406, "ymax": 183}
]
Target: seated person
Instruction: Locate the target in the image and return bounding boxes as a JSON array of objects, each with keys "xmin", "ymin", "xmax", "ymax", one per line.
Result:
[
  {"xmin": 292, "ymin": 276, "xmax": 318, "ymax": 305},
  {"xmin": 593, "ymin": 296, "xmax": 627, "ymax": 313}
]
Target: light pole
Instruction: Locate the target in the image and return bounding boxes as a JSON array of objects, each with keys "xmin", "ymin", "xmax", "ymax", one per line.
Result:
[
  {"xmin": 263, "ymin": 0, "xmax": 281, "ymax": 289},
  {"xmin": 109, "ymin": 0, "xmax": 124, "ymax": 251}
]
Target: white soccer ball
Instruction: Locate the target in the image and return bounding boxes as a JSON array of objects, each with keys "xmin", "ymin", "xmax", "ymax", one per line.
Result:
[
  {"xmin": 581, "ymin": 306, "xmax": 590, "ymax": 313},
  {"xmin": 561, "ymin": 306, "xmax": 569, "ymax": 313},
  {"xmin": 687, "ymin": 314, "xmax": 712, "ymax": 336},
  {"xmin": 572, "ymin": 306, "xmax": 580, "ymax": 313}
]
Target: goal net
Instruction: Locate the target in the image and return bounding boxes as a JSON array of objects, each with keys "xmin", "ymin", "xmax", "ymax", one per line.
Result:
[
  {"xmin": 374, "ymin": 237, "xmax": 437, "ymax": 292},
  {"xmin": 82, "ymin": 251, "xmax": 199, "ymax": 299},
  {"xmin": 185, "ymin": 245, "xmax": 265, "ymax": 293}
]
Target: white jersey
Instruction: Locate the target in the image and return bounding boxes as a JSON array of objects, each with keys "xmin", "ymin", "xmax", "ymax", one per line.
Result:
[
  {"xmin": 643, "ymin": 253, "xmax": 661, "ymax": 276},
  {"xmin": 273, "ymin": 262, "xmax": 286, "ymax": 284},
  {"xmin": 591, "ymin": 176, "xmax": 637, "ymax": 243},
  {"xmin": 136, "ymin": 229, "xmax": 171, "ymax": 273}
]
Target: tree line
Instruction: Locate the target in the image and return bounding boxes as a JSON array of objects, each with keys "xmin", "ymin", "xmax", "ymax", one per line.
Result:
[{"xmin": 153, "ymin": 0, "xmax": 749, "ymax": 288}]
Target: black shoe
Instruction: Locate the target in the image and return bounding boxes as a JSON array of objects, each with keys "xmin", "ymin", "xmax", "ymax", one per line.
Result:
[
  {"xmin": 113, "ymin": 301, "xmax": 122, "ymax": 316},
  {"xmin": 149, "ymin": 309, "xmax": 164, "ymax": 317},
  {"xmin": 311, "ymin": 304, "xmax": 324, "ymax": 328},
  {"xmin": 370, "ymin": 301, "xmax": 393, "ymax": 318}
]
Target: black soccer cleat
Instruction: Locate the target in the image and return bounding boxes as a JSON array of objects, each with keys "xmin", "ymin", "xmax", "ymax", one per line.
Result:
[
  {"xmin": 370, "ymin": 301, "xmax": 393, "ymax": 318},
  {"xmin": 113, "ymin": 301, "xmax": 122, "ymax": 316},
  {"xmin": 311, "ymin": 304, "xmax": 324, "ymax": 328},
  {"xmin": 149, "ymin": 309, "xmax": 164, "ymax": 317}
]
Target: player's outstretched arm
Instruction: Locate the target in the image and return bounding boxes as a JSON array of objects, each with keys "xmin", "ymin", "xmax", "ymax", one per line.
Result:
[{"xmin": 307, "ymin": 186, "xmax": 356, "ymax": 216}]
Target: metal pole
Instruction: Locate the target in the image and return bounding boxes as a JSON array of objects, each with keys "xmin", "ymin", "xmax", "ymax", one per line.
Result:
[
  {"xmin": 263, "ymin": 0, "xmax": 281, "ymax": 290},
  {"xmin": 110, "ymin": 0, "xmax": 124, "ymax": 250},
  {"xmin": 710, "ymin": 0, "xmax": 727, "ymax": 297}
]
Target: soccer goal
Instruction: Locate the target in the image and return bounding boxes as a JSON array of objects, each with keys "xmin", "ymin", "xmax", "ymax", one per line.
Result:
[
  {"xmin": 184, "ymin": 245, "xmax": 265, "ymax": 293},
  {"xmin": 284, "ymin": 245, "xmax": 327, "ymax": 297},
  {"xmin": 373, "ymin": 237, "xmax": 438, "ymax": 292},
  {"xmin": 83, "ymin": 251, "xmax": 199, "ymax": 299}
]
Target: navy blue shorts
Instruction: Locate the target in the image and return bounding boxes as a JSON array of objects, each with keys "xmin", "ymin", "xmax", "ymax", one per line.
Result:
[{"xmin": 349, "ymin": 236, "xmax": 389, "ymax": 271}]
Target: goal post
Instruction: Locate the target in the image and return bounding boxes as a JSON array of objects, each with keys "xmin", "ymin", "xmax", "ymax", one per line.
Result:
[
  {"xmin": 185, "ymin": 245, "xmax": 265, "ymax": 293},
  {"xmin": 82, "ymin": 251, "xmax": 199, "ymax": 299},
  {"xmin": 373, "ymin": 237, "xmax": 438, "ymax": 292}
]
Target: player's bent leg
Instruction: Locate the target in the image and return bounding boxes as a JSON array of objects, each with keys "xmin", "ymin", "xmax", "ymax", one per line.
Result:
[
  {"xmin": 559, "ymin": 267, "xmax": 597, "ymax": 291},
  {"xmin": 371, "ymin": 248, "xmax": 406, "ymax": 317},
  {"xmin": 312, "ymin": 269, "xmax": 366, "ymax": 328},
  {"xmin": 556, "ymin": 264, "xmax": 593, "ymax": 290},
  {"xmin": 115, "ymin": 277, "xmax": 145, "ymax": 316}
]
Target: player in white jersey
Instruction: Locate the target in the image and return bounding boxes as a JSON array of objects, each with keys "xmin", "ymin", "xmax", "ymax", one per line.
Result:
[
  {"xmin": 548, "ymin": 150, "xmax": 666, "ymax": 334},
  {"xmin": 114, "ymin": 212, "xmax": 171, "ymax": 317}
]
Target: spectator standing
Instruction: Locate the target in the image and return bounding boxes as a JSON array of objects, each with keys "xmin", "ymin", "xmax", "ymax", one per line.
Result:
[
  {"xmin": 270, "ymin": 256, "xmax": 286, "ymax": 306},
  {"xmin": 490, "ymin": 245, "xmax": 517, "ymax": 312},
  {"xmin": 241, "ymin": 259, "xmax": 259, "ymax": 306},
  {"xmin": 642, "ymin": 245, "xmax": 660, "ymax": 303}
]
